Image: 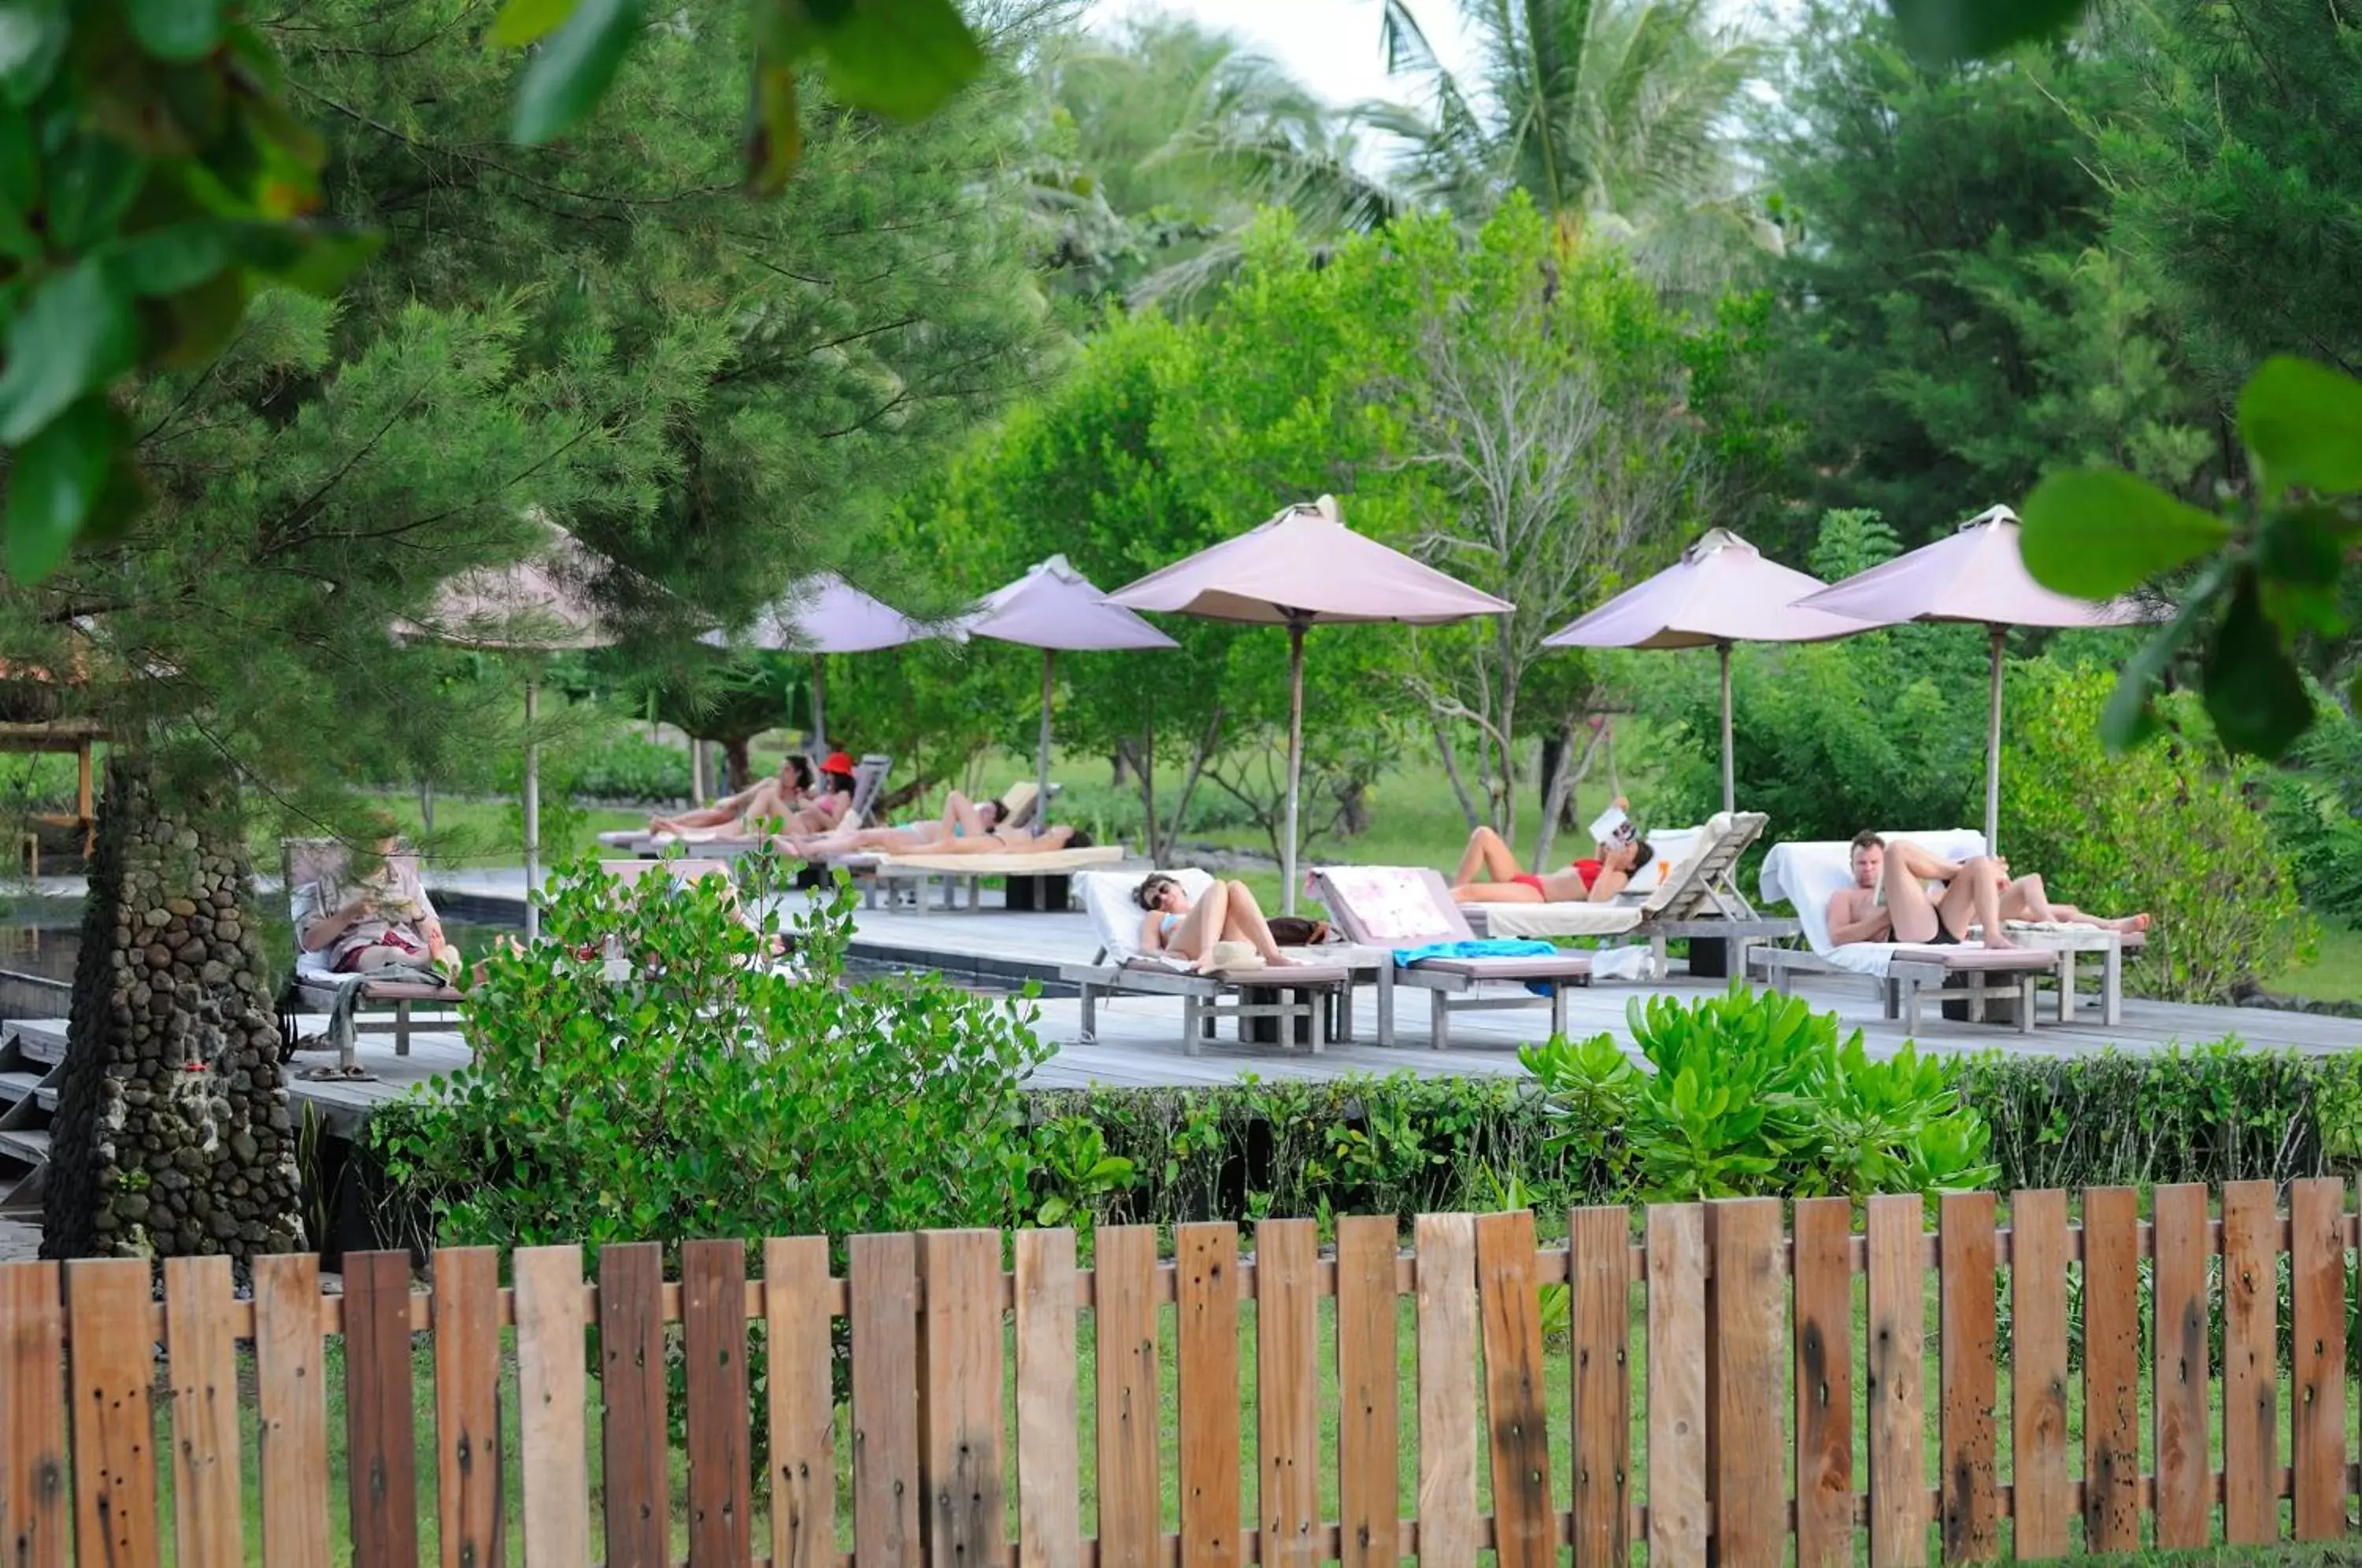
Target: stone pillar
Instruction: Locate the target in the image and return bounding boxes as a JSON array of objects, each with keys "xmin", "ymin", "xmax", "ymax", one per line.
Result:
[{"xmin": 43, "ymin": 760, "xmax": 302, "ymax": 1262}]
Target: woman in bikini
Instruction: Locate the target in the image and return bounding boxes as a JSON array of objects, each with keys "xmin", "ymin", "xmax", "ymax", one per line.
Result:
[
  {"xmin": 1134, "ymin": 873, "xmax": 1297, "ymax": 971},
  {"xmin": 777, "ymin": 790, "xmax": 1007, "ymax": 859},
  {"xmin": 1448, "ymin": 823, "xmax": 1653, "ymax": 904}
]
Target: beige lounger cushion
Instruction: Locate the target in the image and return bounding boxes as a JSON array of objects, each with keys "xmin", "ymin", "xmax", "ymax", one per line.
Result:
[
  {"xmin": 1464, "ymin": 903, "xmax": 1645, "ymax": 938},
  {"xmin": 875, "ymin": 845, "xmax": 1123, "ymax": 875}
]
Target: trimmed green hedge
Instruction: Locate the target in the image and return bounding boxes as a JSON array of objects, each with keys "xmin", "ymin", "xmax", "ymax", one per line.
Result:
[{"xmin": 1031, "ymin": 1039, "xmax": 2362, "ymax": 1230}]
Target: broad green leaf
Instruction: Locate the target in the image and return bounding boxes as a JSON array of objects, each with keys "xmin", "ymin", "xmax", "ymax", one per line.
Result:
[
  {"xmin": 0, "ymin": 262, "xmax": 137, "ymax": 446},
  {"xmin": 153, "ymin": 268, "xmax": 246, "ymax": 369},
  {"xmin": 2099, "ymin": 567, "xmax": 2218, "ymax": 751},
  {"xmin": 0, "ymin": 0, "xmax": 65, "ymax": 106},
  {"xmin": 263, "ymin": 227, "xmax": 383, "ymax": 297},
  {"xmin": 492, "ymin": 0, "xmax": 579, "ymax": 46},
  {"xmin": 2202, "ymin": 570, "xmax": 2316, "ymax": 759},
  {"xmin": 0, "ymin": 99, "xmax": 35, "ymax": 217},
  {"xmin": 1888, "ymin": 0, "xmax": 2086, "ymax": 63},
  {"xmin": 44, "ymin": 136, "xmax": 149, "ymax": 252},
  {"xmin": 2256, "ymin": 503, "xmax": 2351, "ymax": 638},
  {"xmin": 101, "ymin": 220, "xmax": 239, "ymax": 297},
  {"xmin": 4, "ymin": 395, "xmax": 113, "ymax": 582},
  {"xmin": 817, "ymin": 0, "xmax": 983, "ymax": 120},
  {"xmin": 2020, "ymin": 468, "xmax": 2228, "ymax": 599},
  {"xmin": 510, "ymin": 0, "xmax": 644, "ymax": 146},
  {"xmin": 128, "ymin": 0, "xmax": 225, "ymax": 62},
  {"xmin": 2239, "ymin": 355, "xmax": 2362, "ymax": 497}
]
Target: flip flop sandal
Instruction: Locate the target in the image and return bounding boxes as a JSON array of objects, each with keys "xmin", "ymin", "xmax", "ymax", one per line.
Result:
[{"xmin": 298, "ymin": 1064, "xmax": 377, "ymax": 1082}]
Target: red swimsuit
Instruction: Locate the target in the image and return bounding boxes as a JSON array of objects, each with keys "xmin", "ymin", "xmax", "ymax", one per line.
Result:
[{"xmin": 1512, "ymin": 860, "xmax": 1601, "ymax": 896}]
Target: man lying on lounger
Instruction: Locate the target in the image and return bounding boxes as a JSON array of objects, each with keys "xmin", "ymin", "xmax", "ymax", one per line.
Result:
[
  {"xmin": 1829, "ymin": 831, "xmax": 2150, "ymax": 949},
  {"xmin": 1448, "ymin": 801, "xmax": 1653, "ymax": 904},
  {"xmin": 776, "ymin": 790, "xmax": 1087, "ymax": 860}
]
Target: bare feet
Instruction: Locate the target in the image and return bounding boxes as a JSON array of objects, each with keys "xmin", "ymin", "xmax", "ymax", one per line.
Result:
[
  {"xmin": 1980, "ymin": 930, "xmax": 2020, "ymax": 949},
  {"xmin": 1264, "ymin": 952, "xmax": 1297, "ymax": 967},
  {"xmin": 2111, "ymin": 913, "xmax": 2151, "ymax": 934}
]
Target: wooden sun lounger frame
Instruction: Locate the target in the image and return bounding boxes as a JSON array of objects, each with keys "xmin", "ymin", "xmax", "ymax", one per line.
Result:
[
  {"xmin": 1749, "ymin": 928, "xmax": 2142, "ymax": 1030},
  {"xmin": 1061, "ymin": 952, "xmax": 1366, "ymax": 1055},
  {"xmin": 1311, "ymin": 867, "xmax": 1589, "ymax": 1050},
  {"xmin": 281, "ymin": 839, "xmax": 462, "ymax": 1071}
]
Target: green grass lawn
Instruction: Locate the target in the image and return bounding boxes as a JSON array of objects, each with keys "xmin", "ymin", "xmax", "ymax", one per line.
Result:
[{"xmin": 2276, "ymin": 920, "xmax": 2362, "ymax": 1006}]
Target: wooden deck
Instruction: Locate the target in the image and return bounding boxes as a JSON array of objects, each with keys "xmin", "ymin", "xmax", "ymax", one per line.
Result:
[{"xmin": 249, "ymin": 897, "xmax": 2362, "ymax": 1134}]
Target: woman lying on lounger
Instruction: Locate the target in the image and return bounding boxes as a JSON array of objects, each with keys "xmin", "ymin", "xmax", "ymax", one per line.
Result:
[
  {"xmin": 1448, "ymin": 819, "xmax": 1653, "ymax": 904},
  {"xmin": 1133, "ymin": 873, "xmax": 1296, "ymax": 971},
  {"xmin": 777, "ymin": 790, "xmax": 1088, "ymax": 860},
  {"xmin": 648, "ymin": 755, "xmax": 813, "ymax": 836}
]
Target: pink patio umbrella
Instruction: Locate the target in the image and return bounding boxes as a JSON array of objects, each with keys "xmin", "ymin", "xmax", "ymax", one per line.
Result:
[
  {"xmin": 703, "ymin": 574, "xmax": 944, "ymax": 751},
  {"xmin": 1109, "ymin": 495, "xmax": 1512, "ymax": 912},
  {"xmin": 402, "ymin": 524, "xmax": 616, "ymax": 939},
  {"xmin": 1545, "ymin": 528, "xmax": 1870, "ymax": 815},
  {"xmin": 1790, "ymin": 503, "xmax": 2149, "ymax": 852},
  {"xmin": 964, "ymin": 556, "xmax": 1177, "ymax": 825}
]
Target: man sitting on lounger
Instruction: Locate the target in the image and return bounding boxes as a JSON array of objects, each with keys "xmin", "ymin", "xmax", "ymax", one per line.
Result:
[
  {"xmin": 1829, "ymin": 832, "xmax": 2149, "ymax": 949},
  {"xmin": 1449, "ymin": 803, "xmax": 1653, "ymax": 904},
  {"xmin": 648, "ymin": 755, "xmax": 813, "ymax": 836}
]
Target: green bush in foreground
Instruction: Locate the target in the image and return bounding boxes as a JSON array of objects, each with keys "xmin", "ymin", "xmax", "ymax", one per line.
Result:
[{"xmin": 373, "ymin": 861, "xmax": 1050, "ymax": 1255}]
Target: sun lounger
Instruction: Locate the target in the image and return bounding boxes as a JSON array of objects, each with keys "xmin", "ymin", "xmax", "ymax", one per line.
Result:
[
  {"xmin": 600, "ymin": 752, "xmax": 898, "ymax": 858},
  {"xmin": 1312, "ymin": 865, "xmax": 1593, "ymax": 1049},
  {"xmin": 865, "ymin": 841, "xmax": 1127, "ymax": 913},
  {"xmin": 1061, "ymin": 868, "xmax": 1361, "ymax": 1053},
  {"xmin": 1460, "ymin": 812, "xmax": 1803, "ymax": 971},
  {"xmin": 1749, "ymin": 830, "xmax": 2138, "ymax": 1031},
  {"xmin": 281, "ymin": 839, "xmax": 462, "ymax": 1071}
]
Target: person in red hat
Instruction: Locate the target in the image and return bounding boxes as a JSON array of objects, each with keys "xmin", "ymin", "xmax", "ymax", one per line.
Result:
[{"xmin": 774, "ymin": 750, "xmax": 860, "ymax": 834}]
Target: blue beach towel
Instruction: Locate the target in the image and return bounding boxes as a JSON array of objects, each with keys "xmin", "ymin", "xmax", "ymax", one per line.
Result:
[{"xmin": 1390, "ymin": 938, "xmax": 1560, "ymax": 967}]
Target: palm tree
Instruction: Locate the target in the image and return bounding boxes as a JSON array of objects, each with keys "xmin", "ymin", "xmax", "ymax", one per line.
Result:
[
  {"xmin": 1026, "ymin": 16, "xmax": 1403, "ymax": 309},
  {"xmin": 1365, "ymin": 0, "xmax": 1770, "ymax": 264}
]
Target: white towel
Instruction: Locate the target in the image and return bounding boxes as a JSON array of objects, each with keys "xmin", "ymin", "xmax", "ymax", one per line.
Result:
[{"xmin": 1759, "ymin": 830, "xmax": 1990, "ymax": 977}]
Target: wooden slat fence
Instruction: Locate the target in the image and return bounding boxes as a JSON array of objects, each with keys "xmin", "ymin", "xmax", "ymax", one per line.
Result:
[{"xmin": 4, "ymin": 1181, "xmax": 2360, "ymax": 1566}]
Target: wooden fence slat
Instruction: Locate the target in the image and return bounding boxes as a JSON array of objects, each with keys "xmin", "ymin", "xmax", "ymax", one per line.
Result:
[
  {"xmin": 1568, "ymin": 1206, "xmax": 1629, "ymax": 1568},
  {"xmin": 2220, "ymin": 1180, "xmax": 2279, "ymax": 1546},
  {"xmin": 1791, "ymin": 1197, "xmax": 1853, "ymax": 1568},
  {"xmin": 1013, "ymin": 1230, "xmax": 1080, "ymax": 1568},
  {"xmin": 1176, "ymin": 1223, "xmax": 1240, "ymax": 1568},
  {"xmin": 253, "ymin": 1252, "xmax": 330, "ymax": 1568},
  {"xmin": 1646, "ymin": 1205, "xmax": 1708, "ymax": 1568},
  {"xmin": 435, "ymin": 1247, "xmax": 505, "ymax": 1568},
  {"xmin": 685, "ymin": 1240, "xmax": 752, "ymax": 1568},
  {"xmin": 1473, "ymin": 1208, "xmax": 1553, "ymax": 1568},
  {"xmin": 1257, "ymin": 1218, "xmax": 1320, "ymax": 1568},
  {"xmin": 2008, "ymin": 1191, "xmax": 2069, "ymax": 1561},
  {"xmin": 917, "ymin": 1230, "xmax": 1003, "ymax": 1568},
  {"xmin": 1705, "ymin": 1198, "xmax": 1783, "ymax": 1568},
  {"xmin": 2291, "ymin": 1175, "xmax": 2348, "ymax": 1540},
  {"xmin": 852, "ymin": 1233, "xmax": 922, "ymax": 1568},
  {"xmin": 1412, "ymin": 1213, "xmax": 1478, "ymax": 1568},
  {"xmin": 1938, "ymin": 1192, "xmax": 1996, "ymax": 1566},
  {"xmin": 0, "ymin": 1261, "xmax": 66, "ymax": 1568},
  {"xmin": 2150, "ymin": 1183, "xmax": 2210, "ymax": 1551},
  {"xmin": 164, "ymin": 1255, "xmax": 244, "ymax": 1568},
  {"xmin": 1093, "ymin": 1225, "xmax": 1161, "ymax": 1568},
  {"xmin": 345, "ymin": 1250, "xmax": 421, "ymax": 1568},
  {"xmin": 65, "ymin": 1259, "xmax": 161, "ymax": 1568},
  {"xmin": 2080, "ymin": 1187, "xmax": 2140, "ymax": 1554},
  {"xmin": 768, "ymin": 1236, "xmax": 839, "ymax": 1568},
  {"xmin": 1336, "ymin": 1215, "xmax": 1399, "ymax": 1568},
  {"xmin": 514, "ymin": 1244, "xmax": 591, "ymax": 1568},
  {"xmin": 1867, "ymin": 1193, "xmax": 1926, "ymax": 1568},
  {"xmin": 598, "ymin": 1243, "xmax": 668, "ymax": 1568}
]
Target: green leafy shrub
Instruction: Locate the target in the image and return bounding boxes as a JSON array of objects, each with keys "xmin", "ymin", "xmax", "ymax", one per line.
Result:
[
  {"xmin": 373, "ymin": 862, "xmax": 1051, "ymax": 1253},
  {"xmin": 1520, "ymin": 985, "xmax": 1997, "ymax": 1202},
  {"xmin": 2265, "ymin": 698, "xmax": 2362, "ymax": 925},
  {"xmin": 572, "ymin": 734, "xmax": 695, "ymax": 804},
  {"xmin": 1999, "ymin": 661, "xmax": 2311, "ymax": 1001}
]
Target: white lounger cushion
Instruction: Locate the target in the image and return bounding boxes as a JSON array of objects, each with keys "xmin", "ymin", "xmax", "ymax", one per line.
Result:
[
  {"xmin": 1079, "ymin": 867, "xmax": 1209, "ymax": 969},
  {"xmin": 1464, "ymin": 903, "xmax": 1646, "ymax": 938},
  {"xmin": 875, "ymin": 845, "xmax": 1124, "ymax": 877},
  {"xmin": 1760, "ymin": 829, "xmax": 1994, "ymax": 977}
]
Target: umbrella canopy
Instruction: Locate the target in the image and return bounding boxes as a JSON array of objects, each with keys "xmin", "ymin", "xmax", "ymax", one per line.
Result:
[
  {"xmin": 1111, "ymin": 496, "xmax": 1512, "ymax": 911},
  {"xmin": 1545, "ymin": 529, "xmax": 1870, "ymax": 812},
  {"xmin": 1790, "ymin": 504, "xmax": 2148, "ymax": 851},
  {"xmin": 403, "ymin": 524, "xmax": 620, "ymax": 939},
  {"xmin": 702, "ymin": 574, "xmax": 947, "ymax": 752},
  {"xmin": 965, "ymin": 556, "xmax": 1177, "ymax": 827}
]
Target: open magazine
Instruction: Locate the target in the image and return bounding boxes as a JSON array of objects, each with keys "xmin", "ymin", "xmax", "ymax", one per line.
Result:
[{"xmin": 1588, "ymin": 804, "xmax": 1637, "ymax": 848}]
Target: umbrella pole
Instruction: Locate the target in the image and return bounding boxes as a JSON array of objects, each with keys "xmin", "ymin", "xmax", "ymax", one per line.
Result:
[
  {"xmin": 1038, "ymin": 648, "xmax": 1055, "ymax": 829},
  {"xmin": 1718, "ymin": 640, "xmax": 1735, "ymax": 817},
  {"xmin": 1284, "ymin": 618, "xmax": 1305, "ymax": 916},
  {"xmin": 1985, "ymin": 624, "xmax": 2005, "ymax": 856},
  {"xmin": 810, "ymin": 654, "xmax": 827, "ymax": 755},
  {"xmin": 523, "ymin": 678, "xmax": 540, "ymax": 943}
]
